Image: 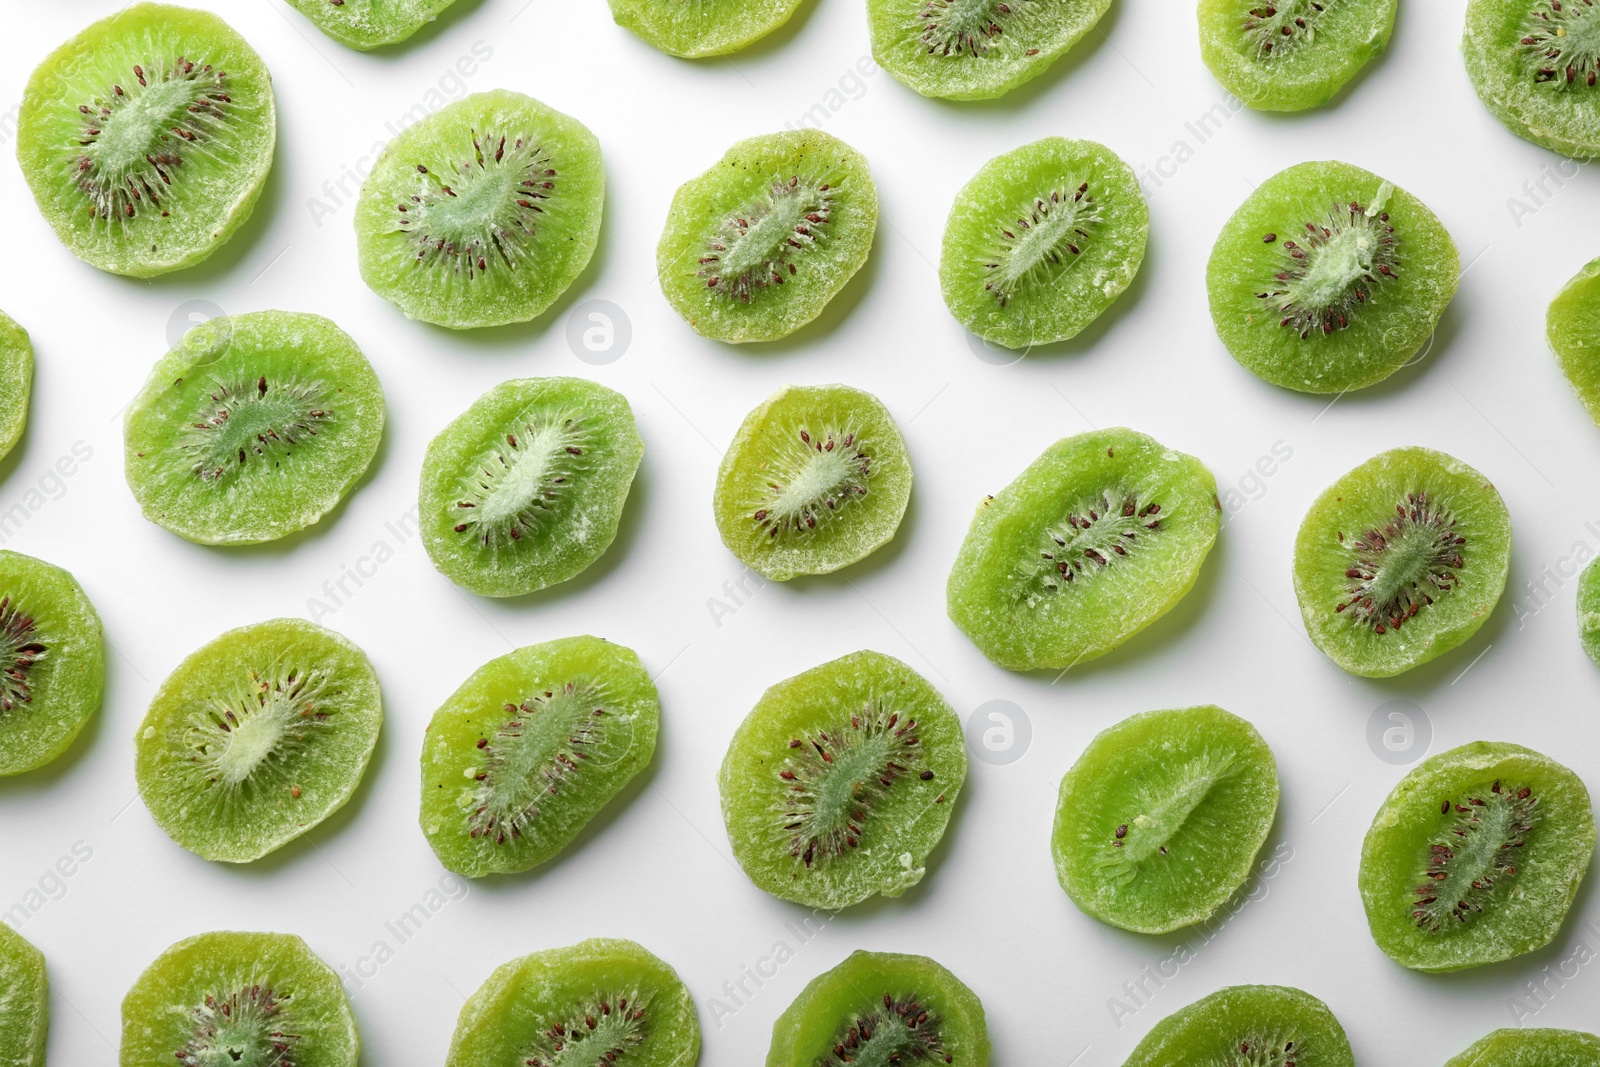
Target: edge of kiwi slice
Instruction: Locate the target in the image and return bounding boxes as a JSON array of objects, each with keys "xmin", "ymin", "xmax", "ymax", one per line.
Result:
[
  {"xmin": 609, "ymin": 0, "xmax": 809, "ymax": 56},
  {"xmin": 1548, "ymin": 254, "xmax": 1600, "ymax": 425},
  {"xmin": 285, "ymin": 0, "xmax": 460, "ymax": 50},
  {"xmin": 1444, "ymin": 1027, "xmax": 1600, "ymax": 1066},
  {"xmin": 0, "ymin": 921, "xmax": 47, "ymax": 1067},
  {"xmin": 1122, "ymin": 985, "xmax": 1354, "ymax": 1067},
  {"xmin": 1579, "ymin": 555, "xmax": 1600, "ymax": 668},
  {"xmin": 1197, "ymin": 0, "xmax": 1398, "ymax": 111},
  {"xmin": 0, "ymin": 310, "xmax": 33, "ymax": 467},
  {"xmin": 1464, "ymin": 0, "xmax": 1600, "ymax": 159}
]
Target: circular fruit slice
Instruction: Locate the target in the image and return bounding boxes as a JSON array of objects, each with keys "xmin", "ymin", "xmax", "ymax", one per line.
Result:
[
  {"xmin": 657, "ymin": 130, "xmax": 878, "ymax": 344},
  {"xmin": 1548, "ymin": 255, "xmax": 1600, "ymax": 425},
  {"xmin": 1051, "ymin": 705, "xmax": 1278, "ymax": 934},
  {"xmin": 946, "ymin": 427, "xmax": 1220, "ymax": 672},
  {"xmin": 1198, "ymin": 0, "xmax": 1397, "ymax": 111},
  {"xmin": 0, "ymin": 923, "xmax": 47, "ymax": 1067},
  {"xmin": 1122, "ymin": 986, "xmax": 1353, "ymax": 1067},
  {"xmin": 17, "ymin": 3, "xmax": 276, "ymax": 278},
  {"xmin": 445, "ymin": 939, "xmax": 699, "ymax": 1067},
  {"xmin": 0, "ymin": 311, "xmax": 33, "ymax": 466},
  {"xmin": 124, "ymin": 311, "xmax": 385, "ymax": 546},
  {"xmin": 0, "ymin": 551, "xmax": 104, "ymax": 778},
  {"xmin": 713, "ymin": 384, "xmax": 911, "ymax": 581},
  {"xmin": 120, "ymin": 931, "xmax": 357, "ymax": 1067},
  {"xmin": 419, "ymin": 377, "xmax": 643, "ymax": 597},
  {"xmin": 610, "ymin": 0, "xmax": 807, "ymax": 56},
  {"xmin": 768, "ymin": 951, "xmax": 989, "ymax": 1067},
  {"xmin": 1292, "ymin": 446, "xmax": 1510, "ymax": 678},
  {"xmin": 1579, "ymin": 557, "xmax": 1600, "ymax": 667},
  {"xmin": 285, "ymin": 0, "xmax": 459, "ymax": 49},
  {"xmin": 134, "ymin": 618, "xmax": 383, "ymax": 863},
  {"xmin": 1207, "ymin": 161, "xmax": 1458, "ymax": 394},
  {"xmin": 1444, "ymin": 1028, "xmax": 1600, "ymax": 1067},
  {"xmin": 421, "ymin": 635, "xmax": 660, "ymax": 878},
  {"xmin": 719, "ymin": 650, "xmax": 966, "ymax": 910},
  {"xmin": 355, "ymin": 90, "xmax": 603, "ymax": 329},
  {"xmin": 1464, "ymin": 0, "xmax": 1600, "ymax": 158},
  {"xmin": 1359, "ymin": 741, "xmax": 1596, "ymax": 973}
]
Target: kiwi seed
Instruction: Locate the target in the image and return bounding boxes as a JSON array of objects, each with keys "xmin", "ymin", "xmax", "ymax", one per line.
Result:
[
  {"xmin": 1257, "ymin": 198, "xmax": 1397, "ymax": 340},
  {"xmin": 0, "ymin": 597, "xmax": 47, "ymax": 713},
  {"xmin": 1413, "ymin": 780, "xmax": 1537, "ymax": 932},
  {"xmin": 468, "ymin": 682, "xmax": 612, "ymax": 845},
  {"xmin": 699, "ymin": 176, "xmax": 835, "ymax": 302},
  {"xmin": 751, "ymin": 426, "xmax": 871, "ymax": 540},
  {"xmin": 1025, "ymin": 491, "xmax": 1165, "ymax": 603},
  {"xmin": 450, "ymin": 415, "xmax": 588, "ymax": 546},
  {"xmin": 822, "ymin": 993, "xmax": 951, "ymax": 1065},
  {"xmin": 518, "ymin": 993, "xmax": 649, "ymax": 1066},
  {"xmin": 1332, "ymin": 491, "xmax": 1467, "ymax": 635},
  {"xmin": 175, "ymin": 984, "xmax": 299, "ymax": 1065}
]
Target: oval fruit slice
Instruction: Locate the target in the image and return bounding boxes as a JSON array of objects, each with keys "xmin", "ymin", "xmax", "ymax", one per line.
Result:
[
  {"xmin": 1359, "ymin": 741, "xmax": 1596, "ymax": 973},
  {"xmin": 134, "ymin": 618, "xmax": 383, "ymax": 863},
  {"xmin": 1198, "ymin": 0, "xmax": 1397, "ymax": 111},
  {"xmin": 610, "ymin": 0, "xmax": 807, "ymax": 56},
  {"xmin": 1052, "ymin": 705, "xmax": 1279, "ymax": 934},
  {"xmin": 1444, "ymin": 1028, "xmax": 1600, "ymax": 1067},
  {"xmin": 419, "ymin": 377, "xmax": 643, "ymax": 597},
  {"xmin": 0, "ymin": 311, "xmax": 33, "ymax": 466},
  {"xmin": 1121, "ymin": 986, "xmax": 1353, "ymax": 1067},
  {"xmin": 1464, "ymin": 0, "xmax": 1600, "ymax": 158},
  {"xmin": 1548, "ymin": 255, "xmax": 1600, "ymax": 425},
  {"xmin": 947, "ymin": 427, "xmax": 1220, "ymax": 672},
  {"xmin": 0, "ymin": 923, "xmax": 47, "ymax": 1067},
  {"xmin": 285, "ymin": 0, "xmax": 459, "ymax": 49}
]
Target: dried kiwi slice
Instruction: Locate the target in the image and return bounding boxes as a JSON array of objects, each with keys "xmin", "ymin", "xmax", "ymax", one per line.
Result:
[
  {"xmin": 657, "ymin": 131, "xmax": 877, "ymax": 344},
  {"xmin": 356, "ymin": 90, "xmax": 604, "ymax": 329},
  {"xmin": 947, "ymin": 427, "xmax": 1220, "ymax": 672},
  {"xmin": 0, "ymin": 550, "xmax": 104, "ymax": 778},
  {"xmin": 285, "ymin": 0, "xmax": 459, "ymax": 49},
  {"xmin": 610, "ymin": 0, "xmax": 807, "ymax": 56},
  {"xmin": 446, "ymin": 939, "xmax": 699, "ymax": 1067},
  {"xmin": 1359, "ymin": 741, "xmax": 1596, "ymax": 973},
  {"xmin": 120, "ymin": 931, "xmax": 357, "ymax": 1067},
  {"xmin": 421, "ymin": 636, "xmax": 659, "ymax": 878},
  {"xmin": 1051, "ymin": 705, "xmax": 1278, "ymax": 934},
  {"xmin": 1292, "ymin": 447, "xmax": 1511, "ymax": 678},
  {"xmin": 1464, "ymin": 0, "xmax": 1600, "ymax": 158},
  {"xmin": 419, "ymin": 377, "xmax": 643, "ymax": 597},
  {"xmin": 17, "ymin": 4, "xmax": 276, "ymax": 278},
  {"xmin": 719, "ymin": 650, "xmax": 967, "ymax": 910},
  {"xmin": 1121, "ymin": 986, "xmax": 1353, "ymax": 1067},
  {"xmin": 124, "ymin": 311, "xmax": 385, "ymax": 546},
  {"xmin": 1580, "ymin": 557, "xmax": 1600, "ymax": 667},
  {"xmin": 713, "ymin": 384, "xmax": 911, "ymax": 580},
  {"xmin": 1198, "ymin": 0, "xmax": 1397, "ymax": 111},
  {"xmin": 1207, "ymin": 161, "xmax": 1458, "ymax": 394},
  {"xmin": 941, "ymin": 137, "xmax": 1147, "ymax": 350},
  {"xmin": 1445, "ymin": 1028, "xmax": 1600, "ymax": 1067},
  {"xmin": 768, "ymin": 951, "xmax": 988, "ymax": 1067},
  {"xmin": 0, "ymin": 922, "xmax": 47, "ymax": 1067},
  {"xmin": 0, "ymin": 311, "xmax": 32, "ymax": 467},
  {"xmin": 1548, "ymin": 255, "xmax": 1600, "ymax": 425},
  {"xmin": 134, "ymin": 618, "xmax": 383, "ymax": 863}
]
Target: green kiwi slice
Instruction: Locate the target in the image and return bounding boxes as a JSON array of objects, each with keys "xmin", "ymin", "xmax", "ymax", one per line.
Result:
[
  {"xmin": 445, "ymin": 938, "xmax": 699, "ymax": 1067},
  {"xmin": 610, "ymin": 0, "xmax": 807, "ymax": 56},
  {"xmin": 1207, "ymin": 161, "xmax": 1458, "ymax": 394},
  {"xmin": 1579, "ymin": 556, "xmax": 1600, "ymax": 666},
  {"xmin": 1444, "ymin": 1028, "xmax": 1600, "ymax": 1067},
  {"xmin": 1359, "ymin": 740, "xmax": 1596, "ymax": 973},
  {"xmin": 285, "ymin": 0, "xmax": 459, "ymax": 49},
  {"xmin": 421, "ymin": 635, "xmax": 660, "ymax": 878},
  {"xmin": 355, "ymin": 90, "xmax": 604, "ymax": 330},
  {"xmin": 16, "ymin": 3, "xmax": 276, "ymax": 278},
  {"xmin": 713, "ymin": 384, "xmax": 911, "ymax": 581},
  {"xmin": 1292, "ymin": 446, "xmax": 1511, "ymax": 678},
  {"xmin": 1198, "ymin": 0, "xmax": 1397, "ymax": 111},
  {"xmin": 1548, "ymin": 255, "xmax": 1600, "ymax": 424},
  {"xmin": 1051, "ymin": 705, "xmax": 1279, "ymax": 934},
  {"xmin": 0, "ymin": 311, "xmax": 33, "ymax": 467},
  {"xmin": 120, "ymin": 931, "xmax": 357, "ymax": 1067},
  {"xmin": 657, "ymin": 130, "xmax": 877, "ymax": 344},
  {"xmin": 1464, "ymin": 0, "xmax": 1600, "ymax": 158},
  {"xmin": 768, "ymin": 951, "xmax": 989, "ymax": 1067},
  {"xmin": 134, "ymin": 618, "xmax": 382, "ymax": 863},
  {"xmin": 940, "ymin": 137, "xmax": 1148, "ymax": 350},
  {"xmin": 419, "ymin": 377, "xmax": 643, "ymax": 598},
  {"xmin": 124, "ymin": 311, "xmax": 385, "ymax": 546},
  {"xmin": 0, "ymin": 922, "xmax": 47, "ymax": 1067},
  {"xmin": 719, "ymin": 650, "xmax": 967, "ymax": 910},
  {"xmin": 946, "ymin": 427, "xmax": 1220, "ymax": 672},
  {"xmin": 1121, "ymin": 986, "xmax": 1353, "ymax": 1067},
  {"xmin": 0, "ymin": 550, "xmax": 104, "ymax": 778}
]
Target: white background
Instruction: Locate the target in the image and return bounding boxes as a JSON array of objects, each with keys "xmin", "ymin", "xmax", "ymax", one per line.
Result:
[{"xmin": 1, "ymin": 0, "xmax": 1598, "ymax": 1063}]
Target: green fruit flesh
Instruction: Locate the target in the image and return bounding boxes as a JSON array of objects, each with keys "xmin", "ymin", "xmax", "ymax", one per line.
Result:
[
  {"xmin": 1548, "ymin": 255, "xmax": 1600, "ymax": 424},
  {"xmin": 946, "ymin": 427, "xmax": 1220, "ymax": 672},
  {"xmin": 1121, "ymin": 986, "xmax": 1353, "ymax": 1067},
  {"xmin": 1359, "ymin": 741, "xmax": 1596, "ymax": 973},
  {"xmin": 0, "ymin": 923, "xmax": 47, "ymax": 1067},
  {"xmin": 134, "ymin": 618, "xmax": 383, "ymax": 863},
  {"xmin": 0, "ymin": 311, "xmax": 33, "ymax": 466},
  {"xmin": 1464, "ymin": 0, "xmax": 1600, "ymax": 157},
  {"xmin": 1292, "ymin": 447, "xmax": 1511, "ymax": 678},
  {"xmin": 657, "ymin": 130, "xmax": 877, "ymax": 343},
  {"xmin": 356, "ymin": 90, "xmax": 604, "ymax": 329},
  {"xmin": 16, "ymin": 3, "xmax": 275, "ymax": 278},
  {"xmin": 610, "ymin": 0, "xmax": 807, "ymax": 56},
  {"xmin": 719, "ymin": 650, "xmax": 967, "ymax": 910},
  {"xmin": 120, "ymin": 931, "xmax": 357, "ymax": 1067},
  {"xmin": 1579, "ymin": 556, "xmax": 1600, "ymax": 667},
  {"xmin": 767, "ymin": 951, "xmax": 989, "ymax": 1067},
  {"xmin": 713, "ymin": 384, "xmax": 911, "ymax": 580},
  {"xmin": 285, "ymin": 0, "xmax": 459, "ymax": 49},
  {"xmin": 1052, "ymin": 705, "xmax": 1279, "ymax": 934},
  {"xmin": 1198, "ymin": 0, "xmax": 1396, "ymax": 111},
  {"xmin": 1444, "ymin": 1028, "xmax": 1600, "ymax": 1067},
  {"xmin": 124, "ymin": 311, "xmax": 385, "ymax": 546},
  {"xmin": 419, "ymin": 377, "xmax": 643, "ymax": 597},
  {"xmin": 940, "ymin": 137, "xmax": 1148, "ymax": 349}
]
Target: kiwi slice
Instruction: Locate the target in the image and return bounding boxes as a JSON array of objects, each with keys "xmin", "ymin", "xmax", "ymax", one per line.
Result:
[
  {"xmin": 124, "ymin": 311, "xmax": 385, "ymax": 546},
  {"xmin": 419, "ymin": 377, "xmax": 643, "ymax": 598},
  {"xmin": 1580, "ymin": 557, "xmax": 1600, "ymax": 667},
  {"xmin": 610, "ymin": 0, "xmax": 806, "ymax": 56},
  {"xmin": 1464, "ymin": 0, "xmax": 1600, "ymax": 158},
  {"xmin": 421, "ymin": 635, "xmax": 659, "ymax": 878},
  {"xmin": 0, "ymin": 550, "xmax": 104, "ymax": 778},
  {"xmin": 1207, "ymin": 161, "xmax": 1458, "ymax": 394},
  {"xmin": 946, "ymin": 427, "xmax": 1219, "ymax": 672},
  {"xmin": 1359, "ymin": 740, "xmax": 1596, "ymax": 973},
  {"xmin": 1121, "ymin": 985, "xmax": 1353, "ymax": 1067},
  {"xmin": 0, "ymin": 922, "xmax": 47, "ymax": 1067},
  {"xmin": 719, "ymin": 650, "xmax": 967, "ymax": 910},
  {"xmin": 285, "ymin": 0, "xmax": 459, "ymax": 49},
  {"xmin": 940, "ymin": 137, "xmax": 1148, "ymax": 350},
  {"xmin": 657, "ymin": 131, "xmax": 877, "ymax": 344},
  {"xmin": 1547, "ymin": 255, "xmax": 1600, "ymax": 425},
  {"xmin": 1198, "ymin": 0, "xmax": 1397, "ymax": 111},
  {"xmin": 446, "ymin": 938, "xmax": 699, "ymax": 1067},
  {"xmin": 0, "ymin": 311, "xmax": 33, "ymax": 467},
  {"xmin": 1051, "ymin": 705, "xmax": 1278, "ymax": 934},
  {"xmin": 713, "ymin": 384, "xmax": 911, "ymax": 581},
  {"xmin": 121, "ymin": 931, "xmax": 357, "ymax": 1067},
  {"xmin": 16, "ymin": 4, "xmax": 275, "ymax": 278},
  {"xmin": 134, "ymin": 618, "xmax": 382, "ymax": 863},
  {"xmin": 1444, "ymin": 1028, "xmax": 1600, "ymax": 1067},
  {"xmin": 1292, "ymin": 446, "xmax": 1511, "ymax": 678},
  {"xmin": 768, "ymin": 951, "xmax": 989, "ymax": 1067}
]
